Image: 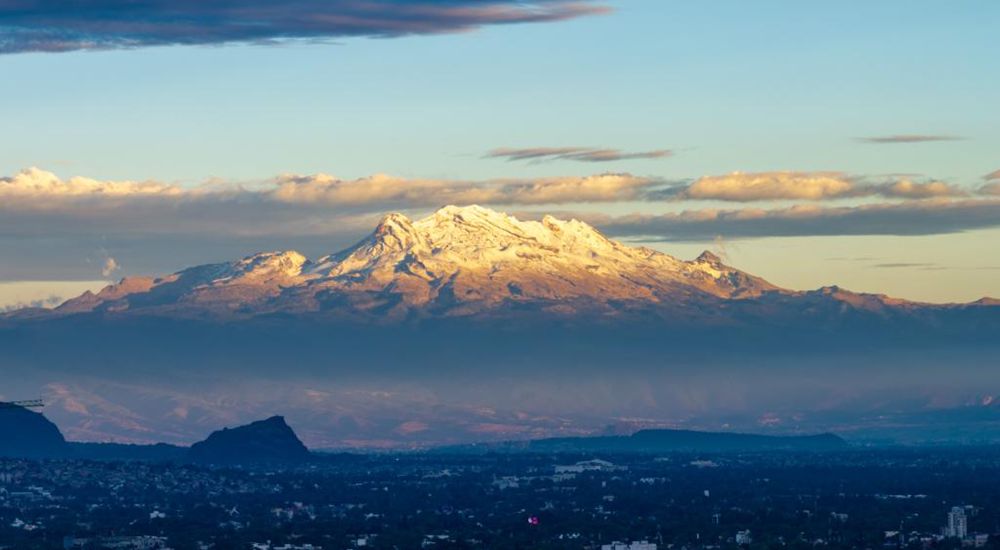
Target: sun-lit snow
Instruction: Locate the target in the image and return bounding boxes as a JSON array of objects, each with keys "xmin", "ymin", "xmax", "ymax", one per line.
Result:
[{"xmin": 49, "ymin": 205, "xmax": 780, "ymax": 318}]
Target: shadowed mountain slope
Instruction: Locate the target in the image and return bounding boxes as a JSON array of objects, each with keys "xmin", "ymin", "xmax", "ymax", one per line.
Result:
[{"xmin": 0, "ymin": 405, "xmax": 69, "ymax": 458}]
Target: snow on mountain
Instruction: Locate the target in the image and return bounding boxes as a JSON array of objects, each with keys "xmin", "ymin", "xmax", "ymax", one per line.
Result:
[
  {"xmin": 30, "ymin": 204, "xmax": 997, "ymax": 323},
  {"xmin": 302, "ymin": 205, "xmax": 777, "ymax": 313},
  {"xmin": 46, "ymin": 205, "xmax": 785, "ymax": 319}
]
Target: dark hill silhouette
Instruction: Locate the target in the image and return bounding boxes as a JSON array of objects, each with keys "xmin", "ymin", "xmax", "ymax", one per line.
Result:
[
  {"xmin": 187, "ymin": 415, "xmax": 310, "ymax": 464},
  {"xmin": 0, "ymin": 404, "xmax": 70, "ymax": 458}
]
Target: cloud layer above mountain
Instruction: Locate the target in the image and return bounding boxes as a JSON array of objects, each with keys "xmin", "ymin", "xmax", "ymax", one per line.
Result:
[
  {"xmin": 271, "ymin": 172, "xmax": 656, "ymax": 207},
  {"xmin": 0, "ymin": 167, "xmax": 180, "ymax": 199},
  {"xmin": 672, "ymin": 171, "xmax": 967, "ymax": 202},
  {"xmin": 0, "ymin": 0, "xmax": 609, "ymax": 54},
  {"xmin": 3, "ymin": 167, "xmax": 999, "ymax": 280}
]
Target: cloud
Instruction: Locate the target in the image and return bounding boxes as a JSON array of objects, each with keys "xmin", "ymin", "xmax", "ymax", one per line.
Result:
[
  {"xmin": 879, "ymin": 179, "xmax": 966, "ymax": 199},
  {"xmin": 681, "ymin": 171, "xmax": 855, "ymax": 201},
  {"xmin": 0, "ymin": 167, "xmax": 658, "ymax": 279},
  {"xmin": 3, "ymin": 167, "xmax": 967, "ymax": 219},
  {"xmin": 869, "ymin": 262, "xmax": 938, "ymax": 269},
  {"xmin": 0, "ymin": 167, "xmax": 180, "ymax": 202},
  {"xmin": 595, "ymin": 199, "xmax": 1000, "ymax": 242},
  {"xmin": 671, "ymin": 171, "xmax": 967, "ymax": 202},
  {"xmin": 980, "ymin": 182, "xmax": 1000, "ymax": 196},
  {"xmin": 101, "ymin": 257, "xmax": 120, "ymax": 278},
  {"xmin": 3, "ymin": 167, "xmax": 656, "ymax": 214},
  {"xmin": 271, "ymin": 171, "xmax": 658, "ymax": 206},
  {"xmin": 3, "ymin": 167, "xmax": 997, "ymax": 280},
  {"xmin": 984, "ymin": 170, "xmax": 1000, "ymax": 182},
  {"xmin": 487, "ymin": 147, "xmax": 672, "ymax": 163},
  {"xmin": 857, "ymin": 135, "xmax": 963, "ymax": 144},
  {"xmin": 0, "ymin": 0, "xmax": 610, "ymax": 54},
  {"xmin": 0, "ymin": 295, "xmax": 63, "ymax": 312}
]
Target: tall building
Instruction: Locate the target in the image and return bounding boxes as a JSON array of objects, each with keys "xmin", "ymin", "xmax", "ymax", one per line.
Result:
[{"xmin": 946, "ymin": 506, "xmax": 968, "ymax": 539}]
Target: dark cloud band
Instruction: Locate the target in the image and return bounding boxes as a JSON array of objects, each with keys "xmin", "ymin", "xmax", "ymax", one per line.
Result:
[
  {"xmin": 857, "ymin": 135, "xmax": 963, "ymax": 144},
  {"xmin": 0, "ymin": 0, "xmax": 610, "ymax": 54},
  {"xmin": 487, "ymin": 146, "xmax": 672, "ymax": 163},
  {"xmin": 597, "ymin": 200, "xmax": 1000, "ymax": 242}
]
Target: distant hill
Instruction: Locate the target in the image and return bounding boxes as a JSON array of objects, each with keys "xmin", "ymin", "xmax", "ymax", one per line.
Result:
[
  {"xmin": 0, "ymin": 405, "xmax": 70, "ymax": 458},
  {"xmin": 0, "ymin": 414, "xmax": 312, "ymax": 465},
  {"xmin": 521, "ymin": 429, "xmax": 848, "ymax": 453},
  {"xmin": 188, "ymin": 416, "xmax": 310, "ymax": 465}
]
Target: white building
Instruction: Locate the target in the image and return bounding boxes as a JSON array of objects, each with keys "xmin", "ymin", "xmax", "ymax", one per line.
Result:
[
  {"xmin": 555, "ymin": 459, "xmax": 620, "ymax": 474},
  {"xmin": 600, "ymin": 541, "xmax": 656, "ymax": 550},
  {"xmin": 946, "ymin": 506, "xmax": 968, "ymax": 539},
  {"xmin": 736, "ymin": 530, "xmax": 752, "ymax": 545}
]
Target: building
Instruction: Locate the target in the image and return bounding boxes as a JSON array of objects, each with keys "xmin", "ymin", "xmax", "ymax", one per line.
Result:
[
  {"xmin": 736, "ymin": 530, "xmax": 752, "ymax": 545},
  {"xmin": 555, "ymin": 459, "xmax": 620, "ymax": 474},
  {"xmin": 601, "ymin": 541, "xmax": 656, "ymax": 550},
  {"xmin": 946, "ymin": 506, "xmax": 968, "ymax": 539},
  {"xmin": 64, "ymin": 536, "xmax": 169, "ymax": 549}
]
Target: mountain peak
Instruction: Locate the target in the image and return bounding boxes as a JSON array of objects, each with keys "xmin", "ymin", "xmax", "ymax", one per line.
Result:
[
  {"xmin": 300, "ymin": 206, "xmax": 780, "ymax": 313},
  {"xmin": 219, "ymin": 251, "xmax": 309, "ymax": 282},
  {"xmin": 375, "ymin": 212, "xmax": 415, "ymax": 231},
  {"xmin": 370, "ymin": 212, "xmax": 423, "ymax": 252},
  {"xmin": 430, "ymin": 204, "xmax": 504, "ymax": 220},
  {"xmin": 415, "ymin": 204, "xmax": 543, "ymax": 241},
  {"xmin": 260, "ymin": 415, "xmax": 290, "ymax": 426},
  {"xmin": 696, "ymin": 250, "xmax": 723, "ymax": 264}
]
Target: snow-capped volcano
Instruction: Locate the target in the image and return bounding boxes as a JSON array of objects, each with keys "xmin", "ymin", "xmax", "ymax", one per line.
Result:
[
  {"xmin": 2, "ymin": 206, "xmax": 998, "ymax": 447},
  {"xmin": 49, "ymin": 205, "xmax": 780, "ymax": 319}
]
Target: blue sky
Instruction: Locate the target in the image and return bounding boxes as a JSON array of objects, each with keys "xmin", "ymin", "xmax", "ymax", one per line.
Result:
[
  {"xmin": 1, "ymin": 0, "xmax": 998, "ymax": 304},
  {"xmin": 3, "ymin": 0, "xmax": 997, "ymax": 183}
]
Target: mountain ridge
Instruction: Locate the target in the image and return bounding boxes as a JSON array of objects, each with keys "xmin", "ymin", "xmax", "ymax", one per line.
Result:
[
  {"xmin": 6, "ymin": 205, "xmax": 991, "ymax": 325},
  {"xmin": 0, "ymin": 408, "xmax": 853, "ymax": 460}
]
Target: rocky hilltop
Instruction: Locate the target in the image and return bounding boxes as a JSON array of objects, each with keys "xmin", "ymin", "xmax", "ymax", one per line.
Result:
[{"xmin": 188, "ymin": 416, "xmax": 310, "ymax": 465}]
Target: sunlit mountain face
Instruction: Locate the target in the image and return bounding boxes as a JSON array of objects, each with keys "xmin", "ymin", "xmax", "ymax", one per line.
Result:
[{"xmin": 2, "ymin": 206, "xmax": 998, "ymax": 448}]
